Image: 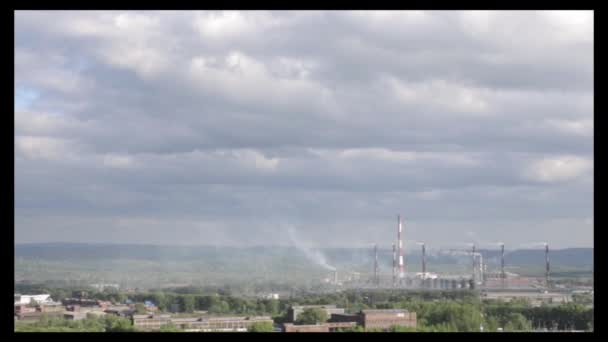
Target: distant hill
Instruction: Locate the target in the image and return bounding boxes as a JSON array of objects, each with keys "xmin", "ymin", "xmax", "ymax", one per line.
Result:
[
  {"xmin": 14, "ymin": 243, "xmax": 592, "ymax": 287},
  {"xmin": 15, "ymin": 242, "xmax": 592, "ymax": 268}
]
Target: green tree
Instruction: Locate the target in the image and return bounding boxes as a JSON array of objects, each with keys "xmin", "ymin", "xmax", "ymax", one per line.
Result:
[
  {"xmin": 248, "ymin": 321, "xmax": 274, "ymax": 332},
  {"xmin": 503, "ymin": 313, "xmax": 532, "ymax": 331},
  {"xmin": 27, "ymin": 298, "xmax": 39, "ymax": 308},
  {"xmin": 389, "ymin": 325, "xmax": 417, "ymax": 332},
  {"xmin": 179, "ymin": 296, "xmax": 195, "ymax": 313},
  {"xmin": 103, "ymin": 315, "xmax": 135, "ymax": 332},
  {"xmin": 159, "ymin": 322, "xmax": 181, "ymax": 332},
  {"xmin": 134, "ymin": 303, "xmax": 147, "ymax": 314},
  {"xmin": 296, "ymin": 308, "xmax": 328, "ymax": 325}
]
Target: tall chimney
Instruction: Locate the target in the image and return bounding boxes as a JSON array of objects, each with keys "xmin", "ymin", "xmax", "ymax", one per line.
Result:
[
  {"xmin": 479, "ymin": 253, "xmax": 485, "ymax": 286},
  {"xmin": 545, "ymin": 243, "xmax": 550, "ymax": 288},
  {"xmin": 398, "ymin": 215, "xmax": 405, "ymax": 279},
  {"xmin": 374, "ymin": 244, "xmax": 379, "ymax": 285},
  {"xmin": 392, "ymin": 243, "xmax": 396, "ymax": 286},
  {"xmin": 472, "ymin": 244, "xmax": 476, "ymax": 282},
  {"xmin": 421, "ymin": 243, "xmax": 426, "ymax": 279},
  {"xmin": 500, "ymin": 243, "xmax": 505, "ymax": 288},
  {"xmin": 334, "ymin": 270, "xmax": 338, "ymax": 285}
]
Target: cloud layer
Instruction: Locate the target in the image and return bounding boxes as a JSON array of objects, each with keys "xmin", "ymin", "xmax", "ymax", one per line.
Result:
[{"xmin": 15, "ymin": 11, "xmax": 593, "ymax": 248}]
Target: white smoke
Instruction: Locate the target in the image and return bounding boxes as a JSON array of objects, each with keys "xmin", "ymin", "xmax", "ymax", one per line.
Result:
[
  {"xmin": 514, "ymin": 242, "xmax": 548, "ymax": 249},
  {"xmin": 285, "ymin": 225, "xmax": 336, "ymax": 271},
  {"xmin": 438, "ymin": 249, "xmax": 474, "ymax": 257}
]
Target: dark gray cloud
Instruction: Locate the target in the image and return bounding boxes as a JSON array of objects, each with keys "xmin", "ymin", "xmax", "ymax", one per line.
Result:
[{"xmin": 15, "ymin": 10, "xmax": 593, "ymax": 248}]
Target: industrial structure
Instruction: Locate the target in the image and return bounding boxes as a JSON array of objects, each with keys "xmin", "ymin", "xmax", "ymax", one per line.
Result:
[
  {"xmin": 397, "ymin": 215, "xmax": 405, "ymax": 281},
  {"xmin": 545, "ymin": 243, "xmax": 550, "ymax": 288},
  {"xmin": 373, "ymin": 244, "xmax": 379, "ymax": 285},
  {"xmin": 133, "ymin": 314, "xmax": 273, "ymax": 332},
  {"xmin": 320, "ymin": 215, "xmax": 555, "ymax": 292},
  {"xmin": 392, "ymin": 243, "xmax": 396, "ymax": 286},
  {"xmin": 501, "ymin": 243, "xmax": 506, "ymax": 289}
]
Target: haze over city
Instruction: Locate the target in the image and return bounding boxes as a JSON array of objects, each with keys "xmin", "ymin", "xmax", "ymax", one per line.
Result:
[{"xmin": 15, "ymin": 10, "xmax": 593, "ymax": 248}]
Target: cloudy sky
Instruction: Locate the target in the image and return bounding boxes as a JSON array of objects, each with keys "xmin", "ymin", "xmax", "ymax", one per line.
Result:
[{"xmin": 15, "ymin": 11, "xmax": 593, "ymax": 249}]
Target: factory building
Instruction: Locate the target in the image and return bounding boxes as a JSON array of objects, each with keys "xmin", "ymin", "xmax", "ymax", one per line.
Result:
[
  {"xmin": 328, "ymin": 309, "xmax": 417, "ymax": 331},
  {"xmin": 283, "ymin": 323, "xmax": 330, "ymax": 332},
  {"xmin": 14, "ymin": 294, "xmax": 54, "ymax": 305},
  {"xmin": 283, "ymin": 322, "xmax": 357, "ymax": 332},
  {"xmin": 360, "ymin": 309, "xmax": 416, "ymax": 330},
  {"xmin": 132, "ymin": 314, "xmax": 274, "ymax": 332}
]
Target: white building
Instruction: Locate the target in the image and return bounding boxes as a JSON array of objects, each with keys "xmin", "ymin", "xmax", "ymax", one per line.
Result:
[
  {"xmin": 14, "ymin": 294, "xmax": 53, "ymax": 305},
  {"xmin": 263, "ymin": 293, "xmax": 279, "ymax": 300}
]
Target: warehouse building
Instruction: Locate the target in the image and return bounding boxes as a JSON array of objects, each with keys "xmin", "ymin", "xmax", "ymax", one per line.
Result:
[
  {"xmin": 329, "ymin": 309, "xmax": 417, "ymax": 331},
  {"xmin": 360, "ymin": 309, "xmax": 417, "ymax": 330},
  {"xmin": 283, "ymin": 322, "xmax": 357, "ymax": 332},
  {"xmin": 132, "ymin": 314, "xmax": 274, "ymax": 332}
]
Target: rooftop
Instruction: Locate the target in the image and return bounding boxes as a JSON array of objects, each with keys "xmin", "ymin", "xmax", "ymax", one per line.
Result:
[
  {"xmin": 361, "ymin": 309, "xmax": 409, "ymax": 314},
  {"xmin": 291, "ymin": 305, "xmax": 338, "ymax": 309}
]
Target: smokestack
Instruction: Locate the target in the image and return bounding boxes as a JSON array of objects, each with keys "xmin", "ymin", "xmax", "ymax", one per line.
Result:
[
  {"xmin": 472, "ymin": 244, "xmax": 476, "ymax": 281},
  {"xmin": 334, "ymin": 270, "xmax": 338, "ymax": 285},
  {"xmin": 398, "ymin": 215, "xmax": 405, "ymax": 279},
  {"xmin": 392, "ymin": 243, "xmax": 396, "ymax": 286},
  {"xmin": 374, "ymin": 244, "xmax": 379, "ymax": 285},
  {"xmin": 500, "ymin": 243, "xmax": 505, "ymax": 288},
  {"xmin": 545, "ymin": 243, "xmax": 550, "ymax": 288},
  {"xmin": 421, "ymin": 243, "xmax": 426, "ymax": 279}
]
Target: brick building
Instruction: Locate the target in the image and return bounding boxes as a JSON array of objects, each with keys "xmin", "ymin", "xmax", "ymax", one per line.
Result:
[
  {"xmin": 360, "ymin": 309, "xmax": 416, "ymax": 330},
  {"xmin": 132, "ymin": 314, "xmax": 274, "ymax": 332},
  {"xmin": 283, "ymin": 323, "xmax": 329, "ymax": 332}
]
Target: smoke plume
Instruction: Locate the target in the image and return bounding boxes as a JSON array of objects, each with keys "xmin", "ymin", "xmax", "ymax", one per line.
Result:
[{"xmin": 285, "ymin": 225, "xmax": 336, "ymax": 271}]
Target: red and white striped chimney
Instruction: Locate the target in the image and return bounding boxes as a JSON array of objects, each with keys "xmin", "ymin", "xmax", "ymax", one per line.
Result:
[{"xmin": 398, "ymin": 215, "xmax": 405, "ymax": 278}]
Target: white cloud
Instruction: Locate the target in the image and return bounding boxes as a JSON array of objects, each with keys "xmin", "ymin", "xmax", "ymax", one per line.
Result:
[
  {"xmin": 102, "ymin": 154, "xmax": 136, "ymax": 169},
  {"xmin": 545, "ymin": 118, "xmax": 593, "ymax": 137},
  {"xmin": 543, "ymin": 10, "xmax": 593, "ymax": 43},
  {"xmin": 15, "ymin": 136, "xmax": 73, "ymax": 161},
  {"xmin": 15, "ymin": 110, "xmax": 88, "ymax": 135},
  {"xmin": 415, "ymin": 189, "xmax": 442, "ymax": 201},
  {"xmin": 311, "ymin": 148, "xmax": 480, "ymax": 167},
  {"xmin": 233, "ymin": 149, "xmax": 280, "ymax": 171},
  {"xmin": 14, "ymin": 11, "xmax": 593, "ymax": 247},
  {"xmin": 193, "ymin": 11, "xmax": 282, "ymax": 39},
  {"xmin": 388, "ymin": 78, "xmax": 490, "ymax": 115},
  {"xmin": 524, "ymin": 155, "xmax": 593, "ymax": 183}
]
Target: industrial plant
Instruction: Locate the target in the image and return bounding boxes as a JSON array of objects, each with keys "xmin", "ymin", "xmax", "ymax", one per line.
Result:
[{"xmin": 323, "ymin": 215, "xmax": 556, "ymax": 295}]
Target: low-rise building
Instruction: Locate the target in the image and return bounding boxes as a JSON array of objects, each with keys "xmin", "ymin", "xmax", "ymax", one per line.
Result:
[
  {"xmin": 132, "ymin": 314, "xmax": 274, "ymax": 332},
  {"xmin": 104, "ymin": 305, "xmax": 135, "ymax": 317},
  {"xmin": 329, "ymin": 310, "xmax": 416, "ymax": 331},
  {"xmin": 14, "ymin": 304, "xmax": 36, "ymax": 315},
  {"xmin": 282, "ymin": 322, "xmax": 357, "ymax": 332},
  {"xmin": 283, "ymin": 323, "xmax": 329, "ymax": 332},
  {"xmin": 360, "ymin": 309, "xmax": 417, "ymax": 330},
  {"xmin": 64, "ymin": 312, "xmax": 88, "ymax": 321},
  {"xmin": 16, "ymin": 311, "xmax": 64, "ymax": 323},
  {"xmin": 14, "ymin": 294, "xmax": 53, "ymax": 306}
]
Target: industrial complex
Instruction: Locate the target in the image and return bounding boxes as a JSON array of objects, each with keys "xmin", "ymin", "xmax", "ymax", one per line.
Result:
[{"xmin": 324, "ymin": 214, "xmax": 557, "ymax": 294}]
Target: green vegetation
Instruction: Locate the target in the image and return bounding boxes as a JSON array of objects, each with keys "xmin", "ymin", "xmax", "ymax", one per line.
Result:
[
  {"xmin": 159, "ymin": 322, "xmax": 182, "ymax": 332},
  {"xmin": 15, "ymin": 244, "xmax": 593, "ymax": 291},
  {"xmin": 248, "ymin": 321, "xmax": 275, "ymax": 332},
  {"xmin": 14, "ymin": 314, "xmax": 135, "ymax": 332},
  {"xmin": 134, "ymin": 303, "xmax": 147, "ymax": 314},
  {"xmin": 296, "ymin": 308, "xmax": 328, "ymax": 325},
  {"xmin": 14, "ymin": 288, "xmax": 593, "ymax": 332}
]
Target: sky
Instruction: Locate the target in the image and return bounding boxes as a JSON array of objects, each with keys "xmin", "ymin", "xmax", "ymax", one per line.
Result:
[{"xmin": 14, "ymin": 11, "xmax": 593, "ymax": 249}]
